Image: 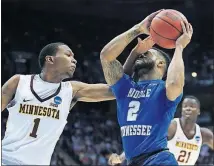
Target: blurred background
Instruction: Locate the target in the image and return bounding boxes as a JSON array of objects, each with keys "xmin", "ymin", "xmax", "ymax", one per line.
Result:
[{"xmin": 1, "ymin": 0, "xmax": 214, "ymax": 165}]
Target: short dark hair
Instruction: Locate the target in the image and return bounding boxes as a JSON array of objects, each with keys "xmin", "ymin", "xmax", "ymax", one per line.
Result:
[
  {"xmin": 183, "ymin": 95, "xmax": 200, "ymax": 108},
  {"xmin": 152, "ymin": 47, "xmax": 171, "ymax": 77},
  {"xmin": 38, "ymin": 42, "xmax": 66, "ymax": 69}
]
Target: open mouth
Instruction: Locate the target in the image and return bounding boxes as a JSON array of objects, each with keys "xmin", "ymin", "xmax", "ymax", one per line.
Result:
[{"xmin": 184, "ymin": 110, "xmax": 192, "ymax": 116}]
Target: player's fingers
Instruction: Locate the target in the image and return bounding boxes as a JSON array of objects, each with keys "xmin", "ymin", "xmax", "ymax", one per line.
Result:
[
  {"xmin": 181, "ymin": 21, "xmax": 187, "ymax": 34},
  {"xmin": 149, "ymin": 9, "xmax": 165, "ymax": 19},
  {"xmin": 152, "ymin": 9, "xmax": 165, "ymax": 16},
  {"xmin": 147, "ymin": 36, "xmax": 155, "ymax": 45},
  {"xmin": 141, "ymin": 36, "xmax": 154, "ymax": 44},
  {"xmin": 108, "ymin": 154, "xmax": 118, "ymax": 165},
  {"xmin": 137, "ymin": 37, "xmax": 143, "ymax": 43},
  {"xmin": 108, "ymin": 158, "xmax": 113, "ymax": 165},
  {"xmin": 144, "ymin": 36, "xmax": 154, "ymax": 42},
  {"xmin": 189, "ymin": 23, "xmax": 193, "ymax": 34},
  {"xmin": 185, "ymin": 21, "xmax": 190, "ymax": 33}
]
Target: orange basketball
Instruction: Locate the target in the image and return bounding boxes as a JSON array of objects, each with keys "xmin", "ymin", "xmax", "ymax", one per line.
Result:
[{"xmin": 150, "ymin": 9, "xmax": 188, "ymax": 49}]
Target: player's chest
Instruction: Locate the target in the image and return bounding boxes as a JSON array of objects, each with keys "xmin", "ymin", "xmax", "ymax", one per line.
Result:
[
  {"xmin": 17, "ymin": 86, "xmax": 71, "ymax": 106},
  {"xmin": 14, "ymin": 89, "xmax": 71, "ymax": 119},
  {"xmin": 117, "ymin": 97, "xmax": 163, "ymax": 125},
  {"xmin": 174, "ymin": 135, "xmax": 202, "ymax": 152},
  {"xmin": 126, "ymin": 83, "xmax": 159, "ymax": 99},
  {"xmin": 174, "ymin": 137, "xmax": 201, "ymax": 165}
]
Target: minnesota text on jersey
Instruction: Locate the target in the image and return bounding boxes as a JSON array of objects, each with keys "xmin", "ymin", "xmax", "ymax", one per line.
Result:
[{"xmin": 19, "ymin": 104, "xmax": 60, "ymax": 119}]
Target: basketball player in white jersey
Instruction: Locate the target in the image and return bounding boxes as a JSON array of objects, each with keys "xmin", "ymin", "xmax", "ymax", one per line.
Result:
[
  {"xmin": 108, "ymin": 96, "xmax": 213, "ymax": 165},
  {"xmin": 167, "ymin": 95, "xmax": 213, "ymax": 165},
  {"xmin": 1, "ymin": 43, "xmax": 116, "ymax": 165}
]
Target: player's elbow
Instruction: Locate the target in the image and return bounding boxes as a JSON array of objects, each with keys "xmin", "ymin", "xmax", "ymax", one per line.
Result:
[
  {"xmin": 166, "ymin": 79, "xmax": 184, "ymax": 89},
  {"xmin": 166, "ymin": 72, "xmax": 185, "ymax": 88},
  {"xmin": 100, "ymin": 50, "xmax": 114, "ymax": 62},
  {"xmin": 166, "ymin": 76, "xmax": 184, "ymax": 101}
]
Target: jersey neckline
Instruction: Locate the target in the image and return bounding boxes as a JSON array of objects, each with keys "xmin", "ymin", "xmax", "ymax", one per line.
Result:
[
  {"xmin": 179, "ymin": 118, "xmax": 197, "ymax": 140},
  {"xmin": 30, "ymin": 75, "xmax": 62, "ymax": 102},
  {"xmin": 136, "ymin": 79, "xmax": 163, "ymax": 84}
]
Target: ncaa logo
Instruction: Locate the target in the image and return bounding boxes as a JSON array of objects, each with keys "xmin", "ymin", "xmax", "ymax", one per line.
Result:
[
  {"xmin": 195, "ymin": 136, "xmax": 200, "ymax": 143},
  {"xmin": 54, "ymin": 96, "xmax": 62, "ymax": 105}
]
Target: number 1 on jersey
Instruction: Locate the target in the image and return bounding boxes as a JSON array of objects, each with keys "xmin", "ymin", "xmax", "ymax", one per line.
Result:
[
  {"xmin": 127, "ymin": 101, "xmax": 140, "ymax": 121},
  {"xmin": 30, "ymin": 118, "xmax": 40, "ymax": 138}
]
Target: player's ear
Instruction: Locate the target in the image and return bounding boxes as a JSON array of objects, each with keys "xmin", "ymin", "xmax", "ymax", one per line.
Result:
[
  {"xmin": 45, "ymin": 56, "xmax": 54, "ymax": 65},
  {"xmin": 157, "ymin": 59, "xmax": 165, "ymax": 69}
]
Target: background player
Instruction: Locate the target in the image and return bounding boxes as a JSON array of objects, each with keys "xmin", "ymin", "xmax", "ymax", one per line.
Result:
[
  {"xmin": 100, "ymin": 9, "xmax": 193, "ymax": 166},
  {"xmin": 1, "ymin": 43, "xmax": 115, "ymax": 165},
  {"xmin": 168, "ymin": 95, "xmax": 213, "ymax": 165},
  {"xmin": 109, "ymin": 95, "xmax": 213, "ymax": 165}
]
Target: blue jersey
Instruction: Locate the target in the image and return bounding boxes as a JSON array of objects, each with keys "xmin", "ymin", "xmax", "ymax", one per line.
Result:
[{"xmin": 110, "ymin": 74, "xmax": 182, "ymax": 160}]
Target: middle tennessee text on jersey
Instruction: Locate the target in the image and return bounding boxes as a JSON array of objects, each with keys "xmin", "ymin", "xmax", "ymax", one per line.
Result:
[{"xmin": 110, "ymin": 74, "xmax": 182, "ymax": 160}]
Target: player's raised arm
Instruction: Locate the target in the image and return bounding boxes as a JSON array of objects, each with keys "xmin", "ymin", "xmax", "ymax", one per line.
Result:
[
  {"xmin": 70, "ymin": 81, "xmax": 115, "ymax": 102},
  {"xmin": 100, "ymin": 10, "xmax": 163, "ymax": 85},
  {"xmin": 123, "ymin": 36, "xmax": 155, "ymax": 76},
  {"xmin": 1, "ymin": 75, "xmax": 20, "ymax": 111},
  {"xmin": 201, "ymin": 128, "xmax": 214, "ymax": 149},
  {"xmin": 166, "ymin": 21, "xmax": 193, "ymax": 101}
]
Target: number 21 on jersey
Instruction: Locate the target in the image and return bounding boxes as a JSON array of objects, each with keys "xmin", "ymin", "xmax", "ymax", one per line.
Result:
[
  {"xmin": 177, "ymin": 150, "xmax": 191, "ymax": 163},
  {"xmin": 127, "ymin": 101, "xmax": 140, "ymax": 121}
]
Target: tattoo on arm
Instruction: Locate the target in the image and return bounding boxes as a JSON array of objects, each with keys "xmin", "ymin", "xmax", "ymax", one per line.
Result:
[
  {"xmin": 126, "ymin": 29, "xmax": 140, "ymax": 42},
  {"xmin": 101, "ymin": 59, "xmax": 124, "ymax": 85}
]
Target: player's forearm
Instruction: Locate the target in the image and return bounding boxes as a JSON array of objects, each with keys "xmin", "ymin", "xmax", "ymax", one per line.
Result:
[
  {"xmin": 166, "ymin": 45, "xmax": 185, "ymax": 87},
  {"xmin": 123, "ymin": 49, "xmax": 139, "ymax": 76},
  {"xmin": 100, "ymin": 26, "xmax": 142, "ymax": 61}
]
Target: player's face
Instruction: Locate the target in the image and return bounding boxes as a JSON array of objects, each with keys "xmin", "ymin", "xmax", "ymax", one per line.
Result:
[
  {"xmin": 133, "ymin": 49, "xmax": 156, "ymax": 74},
  {"xmin": 54, "ymin": 45, "xmax": 77, "ymax": 78},
  {"xmin": 133, "ymin": 49, "xmax": 165, "ymax": 76},
  {"xmin": 181, "ymin": 98, "xmax": 200, "ymax": 120}
]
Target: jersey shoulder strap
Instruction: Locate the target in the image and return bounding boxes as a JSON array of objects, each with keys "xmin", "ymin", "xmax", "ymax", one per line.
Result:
[{"xmin": 15, "ymin": 75, "xmax": 32, "ymax": 97}]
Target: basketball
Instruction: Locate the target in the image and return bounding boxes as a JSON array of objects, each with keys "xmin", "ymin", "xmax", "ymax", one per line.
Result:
[{"xmin": 150, "ymin": 9, "xmax": 188, "ymax": 49}]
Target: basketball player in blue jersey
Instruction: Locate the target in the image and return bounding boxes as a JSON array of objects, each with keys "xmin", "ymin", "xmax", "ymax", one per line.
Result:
[
  {"xmin": 100, "ymin": 9, "xmax": 193, "ymax": 166},
  {"xmin": 108, "ymin": 96, "xmax": 213, "ymax": 165}
]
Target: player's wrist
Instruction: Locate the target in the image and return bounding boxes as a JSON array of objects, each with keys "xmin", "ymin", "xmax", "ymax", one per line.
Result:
[
  {"xmin": 175, "ymin": 43, "xmax": 184, "ymax": 51},
  {"xmin": 132, "ymin": 24, "xmax": 144, "ymax": 35}
]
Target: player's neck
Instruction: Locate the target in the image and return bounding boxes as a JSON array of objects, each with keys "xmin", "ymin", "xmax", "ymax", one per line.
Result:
[
  {"xmin": 180, "ymin": 117, "xmax": 196, "ymax": 131},
  {"xmin": 138, "ymin": 72, "xmax": 161, "ymax": 81},
  {"xmin": 40, "ymin": 70, "xmax": 62, "ymax": 83}
]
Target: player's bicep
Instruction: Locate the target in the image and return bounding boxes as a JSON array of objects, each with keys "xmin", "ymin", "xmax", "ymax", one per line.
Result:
[
  {"xmin": 2, "ymin": 75, "xmax": 20, "ymax": 111},
  {"xmin": 201, "ymin": 128, "xmax": 213, "ymax": 149},
  {"xmin": 166, "ymin": 79, "xmax": 184, "ymax": 101},
  {"xmin": 100, "ymin": 59, "xmax": 124, "ymax": 85},
  {"xmin": 167, "ymin": 120, "xmax": 177, "ymax": 140}
]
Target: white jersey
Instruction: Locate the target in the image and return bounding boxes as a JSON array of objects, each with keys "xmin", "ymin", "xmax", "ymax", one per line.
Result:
[
  {"xmin": 2, "ymin": 75, "xmax": 73, "ymax": 165},
  {"xmin": 168, "ymin": 118, "xmax": 202, "ymax": 165}
]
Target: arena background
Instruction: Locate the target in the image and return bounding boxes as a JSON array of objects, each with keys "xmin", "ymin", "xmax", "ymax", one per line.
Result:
[{"xmin": 1, "ymin": 0, "xmax": 214, "ymax": 165}]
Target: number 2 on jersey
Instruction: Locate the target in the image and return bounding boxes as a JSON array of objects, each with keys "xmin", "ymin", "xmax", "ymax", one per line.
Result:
[
  {"xmin": 177, "ymin": 150, "xmax": 191, "ymax": 163},
  {"xmin": 127, "ymin": 101, "xmax": 140, "ymax": 121},
  {"xmin": 30, "ymin": 118, "xmax": 40, "ymax": 138}
]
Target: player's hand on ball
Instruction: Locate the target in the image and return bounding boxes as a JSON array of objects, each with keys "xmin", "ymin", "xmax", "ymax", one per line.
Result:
[
  {"xmin": 136, "ymin": 9, "xmax": 164, "ymax": 35},
  {"xmin": 176, "ymin": 21, "xmax": 193, "ymax": 49},
  {"xmin": 133, "ymin": 36, "xmax": 155, "ymax": 54},
  {"xmin": 108, "ymin": 153, "xmax": 122, "ymax": 165}
]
